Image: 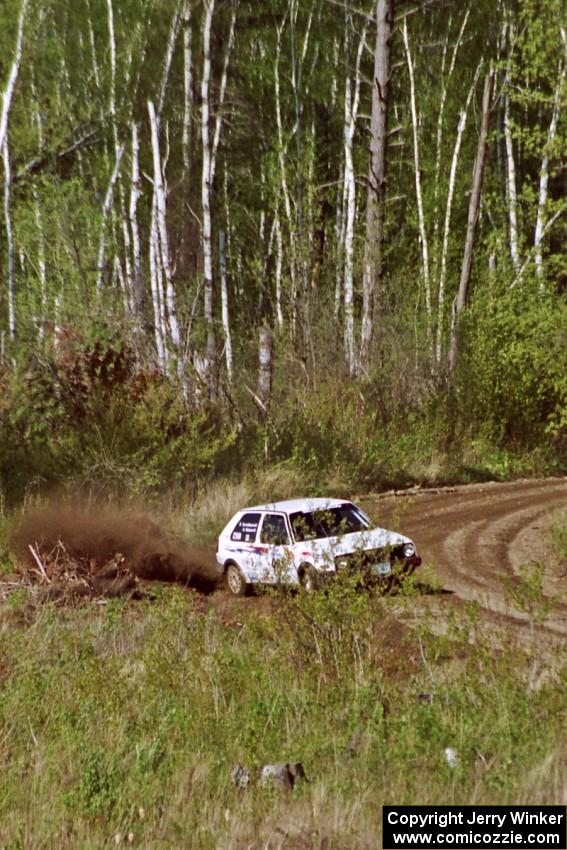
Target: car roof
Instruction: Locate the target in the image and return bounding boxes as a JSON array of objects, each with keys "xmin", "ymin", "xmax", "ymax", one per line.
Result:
[{"xmin": 238, "ymin": 497, "xmax": 353, "ymax": 515}]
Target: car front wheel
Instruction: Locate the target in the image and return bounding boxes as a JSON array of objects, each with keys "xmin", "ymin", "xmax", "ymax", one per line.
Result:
[
  {"xmin": 225, "ymin": 563, "xmax": 249, "ymax": 596},
  {"xmin": 299, "ymin": 565, "xmax": 319, "ymax": 593}
]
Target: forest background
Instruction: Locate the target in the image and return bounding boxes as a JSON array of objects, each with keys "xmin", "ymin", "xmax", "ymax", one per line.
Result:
[{"xmin": 0, "ymin": 0, "xmax": 566, "ymax": 506}]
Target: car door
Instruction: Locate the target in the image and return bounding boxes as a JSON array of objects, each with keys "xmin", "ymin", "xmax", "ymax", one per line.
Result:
[
  {"xmin": 257, "ymin": 513, "xmax": 295, "ymax": 584},
  {"xmin": 227, "ymin": 512, "xmax": 264, "ymax": 578}
]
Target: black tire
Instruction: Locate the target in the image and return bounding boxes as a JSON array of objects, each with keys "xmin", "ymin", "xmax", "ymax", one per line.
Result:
[
  {"xmin": 225, "ymin": 563, "xmax": 249, "ymax": 597},
  {"xmin": 299, "ymin": 565, "xmax": 319, "ymax": 593}
]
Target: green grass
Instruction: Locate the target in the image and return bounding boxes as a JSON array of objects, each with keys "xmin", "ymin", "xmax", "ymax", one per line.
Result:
[
  {"xmin": 551, "ymin": 510, "xmax": 567, "ymax": 569},
  {"xmin": 0, "ymin": 575, "xmax": 565, "ymax": 849}
]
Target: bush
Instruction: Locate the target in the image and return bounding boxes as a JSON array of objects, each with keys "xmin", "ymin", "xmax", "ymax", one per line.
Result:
[{"xmin": 0, "ymin": 339, "xmax": 236, "ymax": 503}]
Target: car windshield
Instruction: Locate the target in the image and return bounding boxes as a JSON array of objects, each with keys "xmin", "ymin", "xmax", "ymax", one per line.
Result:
[{"xmin": 289, "ymin": 504, "xmax": 371, "ymax": 541}]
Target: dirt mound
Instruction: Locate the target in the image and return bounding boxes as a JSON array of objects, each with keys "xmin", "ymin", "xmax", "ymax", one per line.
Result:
[{"xmin": 10, "ymin": 504, "xmax": 219, "ymax": 601}]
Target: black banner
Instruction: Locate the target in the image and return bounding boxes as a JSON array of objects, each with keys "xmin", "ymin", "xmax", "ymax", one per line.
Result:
[{"xmin": 383, "ymin": 806, "xmax": 566, "ymax": 849}]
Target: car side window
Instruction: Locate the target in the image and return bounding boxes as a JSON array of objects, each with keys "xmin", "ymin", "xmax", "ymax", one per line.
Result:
[
  {"xmin": 230, "ymin": 512, "xmax": 261, "ymax": 543},
  {"xmin": 260, "ymin": 514, "xmax": 290, "ymax": 546}
]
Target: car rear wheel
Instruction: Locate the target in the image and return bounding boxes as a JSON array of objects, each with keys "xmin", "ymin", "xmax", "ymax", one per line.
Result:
[{"xmin": 226, "ymin": 563, "xmax": 248, "ymax": 596}]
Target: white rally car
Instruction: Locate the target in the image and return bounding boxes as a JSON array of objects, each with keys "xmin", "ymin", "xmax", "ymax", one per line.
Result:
[{"xmin": 216, "ymin": 498, "xmax": 421, "ymax": 596}]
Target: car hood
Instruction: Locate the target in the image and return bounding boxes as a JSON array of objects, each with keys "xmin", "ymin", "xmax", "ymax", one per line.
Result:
[{"xmin": 300, "ymin": 527, "xmax": 410, "ymax": 558}]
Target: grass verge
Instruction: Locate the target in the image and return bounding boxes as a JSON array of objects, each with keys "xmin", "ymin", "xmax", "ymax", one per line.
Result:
[{"xmin": 0, "ymin": 573, "xmax": 565, "ymax": 849}]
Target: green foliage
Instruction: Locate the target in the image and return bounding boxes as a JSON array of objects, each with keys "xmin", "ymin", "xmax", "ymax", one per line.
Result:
[
  {"xmin": 551, "ymin": 511, "xmax": 567, "ymax": 568},
  {"xmin": 0, "ymin": 339, "xmax": 236, "ymax": 503},
  {"xmin": 458, "ymin": 281, "xmax": 567, "ymax": 447},
  {"xmin": 0, "ymin": 0, "xmax": 566, "ymax": 508}
]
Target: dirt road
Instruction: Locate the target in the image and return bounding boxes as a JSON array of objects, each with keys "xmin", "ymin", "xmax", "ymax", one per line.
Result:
[
  {"xmin": 11, "ymin": 479, "xmax": 566, "ymax": 639},
  {"xmin": 363, "ymin": 477, "xmax": 567, "ymax": 638}
]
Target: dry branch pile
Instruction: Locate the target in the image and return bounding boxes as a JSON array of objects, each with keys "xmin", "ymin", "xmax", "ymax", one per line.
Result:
[
  {"xmin": 25, "ymin": 540, "xmax": 140, "ymax": 603},
  {"xmin": 5, "ymin": 503, "xmax": 220, "ymax": 604}
]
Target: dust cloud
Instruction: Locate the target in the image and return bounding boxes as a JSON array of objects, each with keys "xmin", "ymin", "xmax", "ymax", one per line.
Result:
[{"xmin": 11, "ymin": 503, "xmax": 220, "ymax": 595}]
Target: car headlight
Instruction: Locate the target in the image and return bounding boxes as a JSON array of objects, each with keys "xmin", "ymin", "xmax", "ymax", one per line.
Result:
[{"xmin": 402, "ymin": 542, "xmax": 415, "ymax": 558}]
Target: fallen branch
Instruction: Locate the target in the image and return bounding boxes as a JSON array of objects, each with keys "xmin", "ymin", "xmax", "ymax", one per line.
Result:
[{"xmin": 28, "ymin": 543, "xmax": 50, "ymax": 582}]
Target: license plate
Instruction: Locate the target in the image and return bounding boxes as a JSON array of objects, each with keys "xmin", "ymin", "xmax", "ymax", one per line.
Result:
[{"xmin": 371, "ymin": 562, "xmax": 391, "ymax": 576}]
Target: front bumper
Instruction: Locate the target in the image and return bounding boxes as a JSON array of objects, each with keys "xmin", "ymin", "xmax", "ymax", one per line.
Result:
[
  {"xmin": 333, "ymin": 549, "xmax": 422, "ymax": 581},
  {"xmin": 405, "ymin": 555, "xmax": 422, "ymax": 571}
]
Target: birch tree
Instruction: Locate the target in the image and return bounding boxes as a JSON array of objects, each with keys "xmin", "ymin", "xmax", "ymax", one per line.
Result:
[
  {"xmin": 96, "ymin": 145, "xmax": 125, "ymax": 291},
  {"xmin": 0, "ymin": 0, "xmax": 30, "ymax": 344},
  {"xmin": 148, "ymin": 100, "xmax": 181, "ymax": 360},
  {"xmin": 257, "ymin": 325, "xmax": 273, "ymax": 414},
  {"xmin": 129, "ymin": 122, "xmax": 145, "ymax": 332},
  {"xmin": 343, "ymin": 30, "xmax": 365, "ymax": 375},
  {"xmin": 503, "ymin": 20, "xmax": 520, "ymax": 273},
  {"xmin": 360, "ymin": 0, "xmax": 394, "ymax": 372},
  {"xmin": 435, "ymin": 63, "xmax": 482, "ymax": 365},
  {"xmin": 3, "ymin": 139, "xmax": 16, "ymax": 341},
  {"xmin": 0, "ymin": 0, "xmax": 30, "ymax": 155},
  {"xmin": 402, "ymin": 18, "xmax": 431, "ymax": 334},
  {"xmin": 201, "ymin": 0, "xmax": 216, "ymax": 396},
  {"xmin": 449, "ymin": 70, "xmax": 494, "ymax": 377},
  {"xmin": 432, "ymin": 8, "xmax": 471, "ymax": 254},
  {"xmin": 182, "ymin": 0, "xmax": 193, "ymax": 175},
  {"xmin": 533, "ymin": 63, "xmax": 564, "ymax": 280},
  {"xmin": 219, "ymin": 228, "xmax": 233, "ymax": 384},
  {"xmin": 200, "ymin": 0, "xmax": 238, "ymax": 396}
]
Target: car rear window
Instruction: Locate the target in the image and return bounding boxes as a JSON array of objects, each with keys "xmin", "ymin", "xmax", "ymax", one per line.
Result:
[{"xmin": 230, "ymin": 512, "xmax": 261, "ymax": 543}]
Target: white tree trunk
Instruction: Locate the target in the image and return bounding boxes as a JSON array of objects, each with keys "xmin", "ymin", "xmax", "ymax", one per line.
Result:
[
  {"xmin": 201, "ymin": 0, "xmax": 216, "ymax": 393},
  {"xmin": 106, "ymin": 0, "xmax": 136, "ymax": 321},
  {"xmin": 275, "ymin": 209, "xmax": 284, "ymax": 329},
  {"xmin": 158, "ymin": 2, "xmax": 182, "ymax": 119},
  {"xmin": 436, "ymin": 63, "xmax": 481, "ymax": 364},
  {"xmin": 96, "ymin": 145, "xmax": 124, "ymax": 291},
  {"xmin": 33, "ymin": 188, "xmax": 47, "ymax": 341},
  {"xmin": 403, "ymin": 19, "xmax": 431, "ymax": 323},
  {"xmin": 449, "ymin": 71, "xmax": 493, "ymax": 376},
  {"xmin": 334, "ymin": 165, "xmax": 346, "ymax": 321},
  {"xmin": 343, "ymin": 33, "xmax": 364, "ymax": 374},
  {"xmin": 343, "ymin": 77, "xmax": 356, "ymax": 372},
  {"xmin": 219, "ymin": 229, "xmax": 233, "ymax": 384},
  {"xmin": 148, "ymin": 100, "xmax": 180, "ymax": 354},
  {"xmin": 106, "ymin": 0, "xmax": 117, "ymax": 143},
  {"xmin": 3, "ymin": 139, "xmax": 16, "ymax": 341},
  {"xmin": 289, "ymin": 0, "xmax": 314, "ymax": 350},
  {"xmin": 257, "ymin": 325, "xmax": 274, "ymax": 413},
  {"xmin": 534, "ymin": 63, "xmax": 564, "ymax": 280},
  {"xmin": 87, "ymin": 4, "xmax": 101, "ymax": 92},
  {"xmin": 0, "ymin": 0, "xmax": 30, "ymax": 155},
  {"xmin": 210, "ymin": 1, "xmax": 237, "ymax": 188},
  {"xmin": 120, "ymin": 213, "xmax": 133, "ymax": 313},
  {"xmin": 433, "ymin": 9, "xmax": 470, "ymax": 247},
  {"xmin": 31, "ymin": 95, "xmax": 47, "ymax": 341},
  {"xmin": 182, "ymin": 0, "xmax": 193, "ymax": 173},
  {"xmin": 360, "ymin": 0, "xmax": 394, "ymax": 370},
  {"xmin": 129, "ymin": 122, "xmax": 144, "ymax": 323},
  {"xmin": 259, "ymin": 165, "xmax": 267, "ymax": 248},
  {"xmin": 149, "ymin": 195, "xmax": 167, "ymax": 367},
  {"xmin": 503, "ymin": 91, "xmax": 520, "ymax": 272},
  {"xmin": 503, "ymin": 22, "xmax": 520, "ymax": 273},
  {"xmin": 275, "ymin": 21, "xmax": 297, "ymax": 335}
]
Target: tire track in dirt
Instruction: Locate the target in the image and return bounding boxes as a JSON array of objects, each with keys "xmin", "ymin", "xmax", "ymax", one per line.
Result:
[{"xmin": 366, "ymin": 478, "xmax": 567, "ymax": 638}]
